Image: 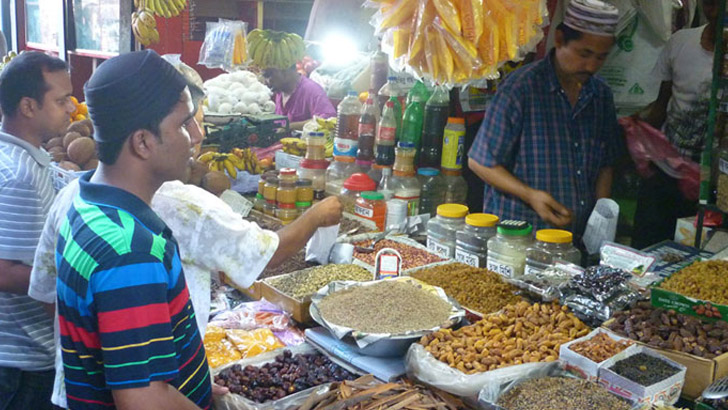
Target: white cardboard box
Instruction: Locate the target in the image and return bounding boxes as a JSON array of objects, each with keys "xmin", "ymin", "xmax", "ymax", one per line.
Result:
[
  {"xmin": 598, "ymin": 345, "xmax": 687, "ymax": 406},
  {"xmin": 559, "ymin": 328, "xmax": 637, "ymax": 382}
]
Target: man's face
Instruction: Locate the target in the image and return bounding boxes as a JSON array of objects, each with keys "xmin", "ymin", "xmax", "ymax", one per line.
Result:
[
  {"xmin": 36, "ymin": 70, "xmax": 74, "ymax": 141},
  {"xmin": 262, "ymin": 68, "xmax": 285, "ymax": 92},
  {"xmin": 152, "ymin": 88, "xmax": 202, "ymax": 182},
  {"xmin": 555, "ymin": 30, "xmax": 615, "ymax": 84}
]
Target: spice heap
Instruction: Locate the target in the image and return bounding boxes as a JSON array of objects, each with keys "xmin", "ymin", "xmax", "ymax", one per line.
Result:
[
  {"xmin": 300, "ymin": 375, "xmax": 464, "ymax": 410},
  {"xmin": 215, "ymin": 350, "xmax": 355, "ymax": 403},
  {"xmin": 496, "ymin": 377, "xmax": 631, "ymax": 410},
  {"xmin": 569, "ymin": 332, "xmax": 634, "ymax": 363},
  {"xmin": 659, "ymin": 260, "xmax": 728, "ymax": 305},
  {"xmin": 317, "ymin": 280, "xmax": 453, "ymax": 334},
  {"xmin": 353, "ymin": 239, "xmax": 445, "ymax": 270},
  {"xmin": 410, "ymin": 263, "xmax": 521, "ymax": 314},
  {"xmin": 266, "ymin": 264, "xmax": 373, "ymax": 301},
  {"xmin": 260, "ymin": 248, "xmax": 315, "ymax": 279},
  {"xmin": 606, "ymin": 301, "xmax": 728, "ymax": 359},
  {"xmin": 609, "ymin": 353, "xmax": 681, "ymax": 386},
  {"xmin": 421, "ymin": 302, "xmax": 589, "ymax": 374}
]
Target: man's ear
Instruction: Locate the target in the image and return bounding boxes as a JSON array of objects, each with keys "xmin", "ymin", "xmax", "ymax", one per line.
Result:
[
  {"xmin": 128, "ymin": 129, "xmax": 156, "ymax": 160},
  {"xmin": 18, "ymin": 97, "xmax": 37, "ymax": 118},
  {"xmin": 554, "ymin": 29, "xmax": 564, "ymax": 49}
]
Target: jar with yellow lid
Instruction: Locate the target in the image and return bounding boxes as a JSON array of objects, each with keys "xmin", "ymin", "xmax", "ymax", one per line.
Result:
[
  {"xmin": 524, "ymin": 229, "xmax": 581, "ymax": 276},
  {"xmin": 455, "ymin": 213, "xmax": 499, "ymax": 268},
  {"xmin": 426, "ymin": 204, "xmax": 469, "ymax": 259}
]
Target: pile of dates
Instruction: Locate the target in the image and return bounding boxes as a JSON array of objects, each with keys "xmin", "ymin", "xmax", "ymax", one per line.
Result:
[{"xmin": 214, "ymin": 350, "xmax": 355, "ymax": 402}]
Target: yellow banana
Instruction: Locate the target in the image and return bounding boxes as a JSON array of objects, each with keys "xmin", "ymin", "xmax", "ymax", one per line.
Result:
[
  {"xmin": 252, "ymin": 39, "xmax": 268, "ymax": 66},
  {"xmin": 278, "ymin": 38, "xmax": 292, "ymax": 68},
  {"xmin": 223, "ymin": 159, "xmax": 238, "ymax": 179},
  {"xmin": 198, "ymin": 151, "xmax": 215, "ymax": 163},
  {"xmin": 288, "ymin": 34, "xmax": 305, "ymax": 61},
  {"xmin": 137, "ymin": 9, "xmax": 156, "ymax": 27}
]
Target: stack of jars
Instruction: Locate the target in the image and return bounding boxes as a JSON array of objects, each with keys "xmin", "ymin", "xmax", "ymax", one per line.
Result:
[{"xmin": 253, "ymin": 168, "xmax": 315, "ymax": 225}]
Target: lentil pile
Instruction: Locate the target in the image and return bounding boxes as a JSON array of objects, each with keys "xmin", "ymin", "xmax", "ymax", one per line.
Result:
[
  {"xmin": 569, "ymin": 332, "xmax": 634, "ymax": 363},
  {"xmin": 410, "ymin": 263, "xmax": 521, "ymax": 314},
  {"xmin": 421, "ymin": 302, "xmax": 589, "ymax": 374},
  {"xmin": 353, "ymin": 239, "xmax": 445, "ymax": 270},
  {"xmin": 317, "ymin": 281, "xmax": 453, "ymax": 334},
  {"xmin": 266, "ymin": 264, "xmax": 373, "ymax": 301},
  {"xmin": 606, "ymin": 301, "xmax": 728, "ymax": 358},
  {"xmin": 609, "ymin": 353, "xmax": 681, "ymax": 386},
  {"xmin": 659, "ymin": 260, "xmax": 728, "ymax": 305},
  {"xmin": 496, "ymin": 377, "xmax": 630, "ymax": 410},
  {"xmin": 215, "ymin": 350, "xmax": 354, "ymax": 403}
]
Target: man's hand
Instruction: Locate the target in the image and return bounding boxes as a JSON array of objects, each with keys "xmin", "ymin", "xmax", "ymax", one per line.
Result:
[
  {"xmin": 527, "ymin": 189, "xmax": 573, "ymax": 228},
  {"xmin": 308, "ymin": 196, "xmax": 342, "ymax": 227},
  {"xmin": 212, "ymin": 383, "xmax": 229, "ymax": 396}
]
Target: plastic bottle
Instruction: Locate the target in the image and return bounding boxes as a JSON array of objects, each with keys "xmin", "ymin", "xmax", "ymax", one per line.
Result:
[
  {"xmin": 325, "ymin": 156, "xmax": 357, "ymax": 197},
  {"xmin": 391, "ymin": 142, "xmax": 420, "ymax": 216},
  {"xmin": 356, "ymin": 95, "xmax": 378, "ymax": 170},
  {"xmin": 388, "ymin": 96, "xmax": 403, "ymax": 141},
  {"xmin": 417, "ymin": 167, "xmax": 445, "ymax": 216},
  {"xmin": 400, "ymin": 96, "xmax": 424, "ymax": 159},
  {"xmin": 419, "ymin": 84, "xmax": 450, "ymax": 169},
  {"xmin": 333, "ymin": 91, "xmax": 362, "ymax": 158},
  {"xmin": 355, "ymin": 191, "xmax": 387, "ymax": 231},
  {"xmin": 378, "ymin": 166, "xmax": 395, "ymax": 200},
  {"xmin": 406, "ymin": 80, "xmax": 430, "ymax": 106},
  {"xmin": 441, "ymin": 117, "xmax": 465, "ymax": 170},
  {"xmin": 375, "ymin": 100, "xmax": 397, "ymax": 166},
  {"xmin": 378, "ymin": 76, "xmax": 403, "ymax": 118},
  {"xmin": 370, "ymin": 49, "xmax": 389, "ymax": 96},
  {"xmin": 442, "ymin": 168, "xmax": 468, "ymax": 205}
]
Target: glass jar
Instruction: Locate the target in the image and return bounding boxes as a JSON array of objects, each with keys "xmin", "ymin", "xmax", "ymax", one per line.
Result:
[
  {"xmin": 299, "ymin": 159, "xmax": 329, "ymax": 201},
  {"xmin": 325, "ymin": 156, "xmax": 357, "ymax": 197},
  {"xmin": 525, "ymin": 229, "xmax": 581, "ymax": 275},
  {"xmin": 418, "ymin": 167, "xmax": 445, "ymax": 216},
  {"xmin": 263, "ymin": 200, "xmax": 277, "ymax": 217},
  {"xmin": 355, "ymin": 191, "xmax": 387, "ymax": 231},
  {"xmin": 426, "ymin": 204, "xmax": 468, "ymax": 259},
  {"xmin": 253, "ymin": 193, "xmax": 266, "ymax": 211},
  {"xmin": 276, "ymin": 203, "xmax": 298, "ymax": 224},
  {"xmin": 279, "ymin": 167, "xmax": 298, "ymax": 188},
  {"xmin": 455, "ymin": 213, "xmax": 499, "ymax": 268},
  {"xmin": 296, "ymin": 179, "xmax": 314, "ymax": 202},
  {"xmin": 340, "ymin": 173, "xmax": 377, "ymax": 213},
  {"xmin": 258, "ymin": 178, "xmax": 266, "ymax": 196},
  {"xmin": 296, "ymin": 201, "xmax": 311, "ymax": 216},
  {"xmin": 263, "ymin": 177, "xmax": 279, "ymax": 202},
  {"xmin": 486, "ymin": 220, "xmax": 533, "ymax": 278},
  {"xmin": 304, "ymin": 131, "xmax": 327, "ymax": 160}
]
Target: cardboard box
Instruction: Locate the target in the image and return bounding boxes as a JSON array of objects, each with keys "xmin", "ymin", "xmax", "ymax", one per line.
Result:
[
  {"xmin": 598, "ymin": 345, "xmax": 687, "ymax": 406},
  {"xmin": 559, "ymin": 328, "xmax": 636, "ymax": 382},
  {"xmin": 675, "ymin": 216, "xmax": 713, "ymax": 249},
  {"xmin": 651, "ymin": 280, "xmax": 727, "ymax": 322},
  {"xmin": 221, "ymin": 275, "xmax": 261, "ymax": 300},
  {"xmin": 259, "ymin": 279, "xmax": 312, "ymax": 324}
]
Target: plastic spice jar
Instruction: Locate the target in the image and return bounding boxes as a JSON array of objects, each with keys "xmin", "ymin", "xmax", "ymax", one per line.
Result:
[
  {"xmin": 299, "ymin": 159, "xmax": 329, "ymax": 200},
  {"xmin": 304, "ymin": 131, "xmax": 327, "ymax": 160},
  {"xmin": 296, "ymin": 201, "xmax": 311, "ymax": 216},
  {"xmin": 486, "ymin": 220, "xmax": 533, "ymax": 278},
  {"xmin": 263, "ymin": 177, "xmax": 279, "ymax": 202},
  {"xmin": 340, "ymin": 173, "xmax": 376, "ymax": 213},
  {"xmin": 279, "ymin": 167, "xmax": 298, "ymax": 188},
  {"xmin": 253, "ymin": 193, "xmax": 266, "ymax": 211},
  {"xmin": 525, "ymin": 229, "xmax": 581, "ymax": 276},
  {"xmin": 263, "ymin": 200, "xmax": 277, "ymax": 217},
  {"xmin": 455, "ymin": 213, "xmax": 499, "ymax": 268},
  {"xmin": 426, "ymin": 204, "xmax": 469, "ymax": 259},
  {"xmin": 296, "ymin": 179, "xmax": 314, "ymax": 202},
  {"xmin": 276, "ymin": 203, "xmax": 298, "ymax": 224},
  {"xmin": 355, "ymin": 191, "xmax": 387, "ymax": 231},
  {"xmin": 258, "ymin": 177, "xmax": 266, "ymax": 196}
]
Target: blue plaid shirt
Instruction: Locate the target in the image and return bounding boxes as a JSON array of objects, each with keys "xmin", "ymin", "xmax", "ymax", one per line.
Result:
[{"xmin": 468, "ymin": 51, "xmax": 620, "ymax": 237}]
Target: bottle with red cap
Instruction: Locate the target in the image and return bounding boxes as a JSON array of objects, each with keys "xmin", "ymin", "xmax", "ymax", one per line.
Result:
[
  {"xmin": 340, "ymin": 173, "xmax": 377, "ymax": 214},
  {"xmin": 356, "ymin": 94, "xmax": 378, "ymax": 172},
  {"xmin": 375, "ymin": 100, "xmax": 397, "ymax": 167}
]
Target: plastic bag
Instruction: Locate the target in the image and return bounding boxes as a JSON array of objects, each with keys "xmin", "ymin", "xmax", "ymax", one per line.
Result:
[
  {"xmin": 225, "ymin": 328, "xmax": 285, "ymax": 359},
  {"xmin": 204, "ymin": 326, "xmax": 243, "ymax": 369},
  {"xmin": 619, "ymin": 116, "xmax": 700, "ymax": 201},
  {"xmin": 208, "ymin": 299, "xmax": 291, "ymax": 331},
  {"xmin": 406, "ymin": 343, "xmax": 555, "ymax": 398},
  {"xmin": 198, "ymin": 20, "xmax": 248, "ymax": 70}
]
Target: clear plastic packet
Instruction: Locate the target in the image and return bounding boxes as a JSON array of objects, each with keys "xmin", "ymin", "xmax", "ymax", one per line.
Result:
[
  {"xmin": 219, "ymin": 19, "xmax": 248, "ymax": 68},
  {"xmin": 208, "ymin": 299, "xmax": 291, "ymax": 331},
  {"xmin": 434, "ymin": 20, "xmax": 481, "ymax": 84},
  {"xmin": 432, "ymin": 0, "xmax": 462, "ymax": 35},
  {"xmin": 484, "ymin": 0, "xmax": 518, "ymax": 62},
  {"xmin": 199, "ymin": 21, "xmax": 235, "ymax": 69},
  {"xmin": 376, "ymin": 0, "xmax": 418, "ymax": 33}
]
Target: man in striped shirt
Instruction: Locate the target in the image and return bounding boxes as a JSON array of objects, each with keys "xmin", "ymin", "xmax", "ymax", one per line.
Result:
[
  {"xmin": 0, "ymin": 52, "xmax": 75, "ymax": 409},
  {"xmin": 56, "ymin": 50, "xmax": 210, "ymax": 409}
]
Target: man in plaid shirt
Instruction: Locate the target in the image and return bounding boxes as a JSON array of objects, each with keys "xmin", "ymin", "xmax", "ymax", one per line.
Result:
[{"xmin": 468, "ymin": 0, "xmax": 622, "ymax": 239}]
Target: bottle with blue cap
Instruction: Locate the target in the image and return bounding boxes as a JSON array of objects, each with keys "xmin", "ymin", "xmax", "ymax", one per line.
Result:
[{"xmin": 417, "ymin": 167, "xmax": 445, "ymax": 216}]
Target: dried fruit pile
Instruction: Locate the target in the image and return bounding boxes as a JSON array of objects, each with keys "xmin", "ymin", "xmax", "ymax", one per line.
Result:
[
  {"xmin": 659, "ymin": 260, "xmax": 728, "ymax": 310},
  {"xmin": 568, "ymin": 332, "xmax": 633, "ymax": 363}
]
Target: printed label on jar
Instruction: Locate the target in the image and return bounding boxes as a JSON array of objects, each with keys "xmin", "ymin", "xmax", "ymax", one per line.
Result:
[
  {"xmin": 427, "ymin": 238, "xmax": 453, "ymax": 259},
  {"xmin": 487, "ymin": 260, "xmax": 515, "ymax": 278},
  {"xmin": 442, "ymin": 129, "xmax": 465, "ymax": 169},
  {"xmin": 721, "ymin": 158, "xmax": 728, "ymax": 175},
  {"xmin": 378, "ymin": 126, "xmax": 396, "ymax": 143},
  {"xmin": 354, "ymin": 204, "xmax": 374, "ymax": 218},
  {"xmin": 333, "ymin": 137, "xmax": 359, "ymax": 157},
  {"xmin": 394, "ymin": 194, "xmax": 420, "ymax": 216},
  {"xmin": 455, "ymin": 249, "xmax": 480, "ymax": 267}
]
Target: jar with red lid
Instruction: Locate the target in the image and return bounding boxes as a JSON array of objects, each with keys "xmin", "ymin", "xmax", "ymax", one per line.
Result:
[
  {"xmin": 340, "ymin": 173, "xmax": 376, "ymax": 213},
  {"xmin": 279, "ymin": 167, "xmax": 298, "ymax": 188},
  {"xmin": 276, "ymin": 203, "xmax": 298, "ymax": 224},
  {"xmin": 355, "ymin": 191, "xmax": 387, "ymax": 231},
  {"xmin": 299, "ymin": 158, "xmax": 329, "ymax": 200}
]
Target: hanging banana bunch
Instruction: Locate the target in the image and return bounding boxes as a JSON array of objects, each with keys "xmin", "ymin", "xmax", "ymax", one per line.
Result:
[
  {"xmin": 247, "ymin": 29, "xmax": 305, "ymax": 69},
  {"xmin": 131, "ymin": 0, "xmax": 188, "ymax": 46}
]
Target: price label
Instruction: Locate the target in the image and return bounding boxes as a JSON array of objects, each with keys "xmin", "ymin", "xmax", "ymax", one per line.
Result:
[
  {"xmin": 487, "ymin": 260, "xmax": 515, "ymax": 278},
  {"xmin": 427, "ymin": 238, "xmax": 452, "ymax": 259},
  {"xmin": 377, "ymin": 254, "xmax": 401, "ymax": 279},
  {"xmin": 455, "ymin": 249, "xmax": 480, "ymax": 267},
  {"xmin": 354, "ymin": 204, "xmax": 373, "ymax": 218}
]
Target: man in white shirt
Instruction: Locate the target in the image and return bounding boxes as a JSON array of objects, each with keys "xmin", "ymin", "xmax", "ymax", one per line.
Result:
[{"xmin": 633, "ymin": 0, "xmax": 718, "ymax": 249}]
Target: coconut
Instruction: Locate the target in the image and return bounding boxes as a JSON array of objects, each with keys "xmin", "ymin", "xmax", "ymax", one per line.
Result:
[
  {"xmin": 82, "ymin": 159, "xmax": 98, "ymax": 171},
  {"xmin": 67, "ymin": 137, "xmax": 95, "ymax": 166},
  {"xmin": 59, "ymin": 161, "xmax": 81, "ymax": 172},
  {"xmin": 46, "ymin": 137, "xmax": 63, "ymax": 149},
  {"xmin": 201, "ymin": 171, "xmax": 230, "ymax": 196},
  {"xmin": 48, "ymin": 146, "xmax": 65, "ymax": 162},
  {"xmin": 63, "ymin": 132, "xmax": 82, "ymax": 150}
]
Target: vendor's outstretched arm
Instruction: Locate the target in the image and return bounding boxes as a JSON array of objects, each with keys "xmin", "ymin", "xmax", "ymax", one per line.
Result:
[
  {"xmin": 596, "ymin": 167, "xmax": 613, "ymax": 199},
  {"xmin": 266, "ymin": 196, "xmax": 342, "ymax": 268},
  {"xmin": 468, "ymin": 158, "xmax": 572, "ymax": 228}
]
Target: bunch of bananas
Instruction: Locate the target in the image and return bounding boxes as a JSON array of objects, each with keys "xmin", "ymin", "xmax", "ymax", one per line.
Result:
[
  {"xmin": 198, "ymin": 152, "xmax": 243, "ymax": 179},
  {"xmin": 131, "ymin": 8, "xmax": 159, "ymax": 46},
  {"xmin": 247, "ymin": 29, "xmax": 305, "ymax": 70},
  {"xmin": 134, "ymin": 0, "xmax": 187, "ymax": 18},
  {"xmin": 280, "ymin": 138, "xmax": 307, "ymax": 156},
  {"xmin": 233, "ymin": 147, "xmax": 275, "ymax": 175}
]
